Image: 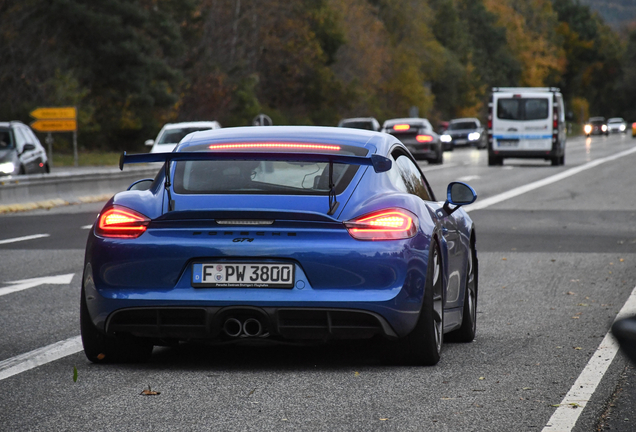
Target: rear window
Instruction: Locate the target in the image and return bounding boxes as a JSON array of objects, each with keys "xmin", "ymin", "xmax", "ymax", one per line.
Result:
[
  {"xmin": 158, "ymin": 127, "xmax": 212, "ymax": 145},
  {"xmin": 340, "ymin": 121, "xmax": 375, "ymax": 130},
  {"xmin": 448, "ymin": 121, "xmax": 478, "ymax": 130},
  {"xmin": 497, "ymin": 98, "xmax": 549, "ymax": 121},
  {"xmin": 173, "ymin": 144, "xmax": 367, "ymax": 195}
]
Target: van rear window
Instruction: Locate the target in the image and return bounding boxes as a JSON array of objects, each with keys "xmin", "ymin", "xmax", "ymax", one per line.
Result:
[{"xmin": 497, "ymin": 98, "xmax": 549, "ymax": 121}]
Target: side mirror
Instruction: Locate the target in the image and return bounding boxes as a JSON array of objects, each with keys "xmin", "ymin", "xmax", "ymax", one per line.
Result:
[
  {"xmin": 447, "ymin": 182, "xmax": 477, "ymax": 206},
  {"xmin": 441, "ymin": 182, "xmax": 477, "ymax": 216},
  {"xmin": 127, "ymin": 178, "xmax": 154, "ymax": 191},
  {"xmin": 612, "ymin": 316, "xmax": 636, "ymax": 364},
  {"xmin": 22, "ymin": 143, "xmax": 36, "ymax": 153},
  {"xmin": 145, "ymin": 139, "xmax": 154, "ymax": 147}
]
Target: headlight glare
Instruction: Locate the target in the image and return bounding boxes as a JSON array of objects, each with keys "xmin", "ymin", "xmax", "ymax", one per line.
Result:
[
  {"xmin": 0, "ymin": 162, "xmax": 15, "ymax": 174},
  {"xmin": 440, "ymin": 134, "xmax": 452, "ymax": 143},
  {"xmin": 468, "ymin": 132, "xmax": 480, "ymax": 141}
]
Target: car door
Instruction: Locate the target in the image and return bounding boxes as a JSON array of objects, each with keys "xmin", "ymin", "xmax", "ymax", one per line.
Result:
[
  {"xmin": 22, "ymin": 126, "xmax": 47, "ymax": 172},
  {"xmin": 392, "ymin": 152, "xmax": 463, "ymax": 309}
]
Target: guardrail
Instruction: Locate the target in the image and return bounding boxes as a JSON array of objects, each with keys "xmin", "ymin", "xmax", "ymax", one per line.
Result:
[{"xmin": 0, "ymin": 165, "xmax": 159, "ymax": 213}]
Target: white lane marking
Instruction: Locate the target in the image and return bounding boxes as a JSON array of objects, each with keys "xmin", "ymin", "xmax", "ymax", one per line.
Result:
[
  {"xmin": 420, "ymin": 163, "xmax": 457, "ymax": 172},
  {"xmin": 80, "ymin": 225, "xmax": 92, "ymax": 230},
  {"xmin": 466, "ymin": 146, "xmax": 636, "ymax": 212},
  {"xmin": 457, "ymin": 175, "xmax": 480, "ymax": 182},
  {"xmin": 0, "ymin": 273, "xmax": 74, "ymax": 297},
  {"xmin": 542, "ymin": 285, "xmax": 636, "ymax": 432},
  {"xmin": 0, "ymin": 336, "xmax": 82, "ymax": 381},
  {"xmin": 0, "ymin": 234, "xmax": 50, "ymax": 245}
]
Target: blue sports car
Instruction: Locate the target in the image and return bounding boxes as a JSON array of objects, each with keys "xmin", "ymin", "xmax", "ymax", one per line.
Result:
[{"xmin": 81, "ymin": 126, "xmax": 477, "ymax": 365}]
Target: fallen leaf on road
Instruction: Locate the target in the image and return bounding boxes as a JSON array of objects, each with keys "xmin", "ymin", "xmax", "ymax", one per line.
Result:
[
  {"xmin": 566, "ymin": 291, "xmax": 576, "ymax": 295},
  {"xmin": 354, "ymin": 371, "xmax": 360, "ymax": 377},
  {"xmin": 502, "ymin": 257, "xmax": 507, "ymax": 261},
  {"xmin": 479, "ymin": 377, "xmax": 485, "ymax": 380},
  {"xmin": 620, "ymin": 258, "xmax": 624, "ymax": 262},
  {"xmin": 97, "ymin": 353, "xmax": 106, "ymax": 360},
  {"xmin": 522, "ymin": 387, "xmax": 532, "ymax": 390},
  {"xmin": 73, "ymin": 366, "xmax": 78, "ymax": 383},
  {"xmin": 572, "ymin": 316, "xmax": 579, "ymax": 319},
  {"xmin": 574, "ymin": 347, "xmax": 582, "ymax": 350},
  {"xmin": 577, "ymin": 303, "xmax": 589, "ymax": 307},
  {"xmin": 569, "ymin": 403, "xmax": 581, "ymax": 408},
  {"xmin": 379, "ymin": 418, "xmax": 389, "ymax": 421},
  {"xmin": 140, "ymin": 385, "xmax": 160, "ymax": 396},
  {"xmin": 551, "ymin": 404, "xmax": 561, "ymax": 407}
]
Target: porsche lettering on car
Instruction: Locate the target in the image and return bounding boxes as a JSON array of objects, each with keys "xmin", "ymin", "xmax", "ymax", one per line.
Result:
[{"xmin": 81, "ymin": 126, "xmax": 478, "ymax": 366}]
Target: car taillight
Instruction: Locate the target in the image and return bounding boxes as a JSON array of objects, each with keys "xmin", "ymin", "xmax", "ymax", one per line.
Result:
[
  {"xmin": 393, "ymin": 124, "xmax": 410, "ymax": 131},
  {"xmin": 416, "ymin": 135, "xmax": 433, "ymax": 142},
  {"xmin": 344, "ymin": 209, "xmax": 418, "ymax": 240},
  {"xmin": 95, "ymin": 206, "xmax": 150, "ymax": 238}
]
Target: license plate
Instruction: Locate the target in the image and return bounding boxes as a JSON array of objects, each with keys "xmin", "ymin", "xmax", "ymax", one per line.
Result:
[
  {"xmin": 497, "ymin": 139, "xmax": 519, "ymax": 147},
  {"xmin": 454, "ymin": 139, "xmax": 467, "ymax": 145},
  {"xmin": 192, "ymin": 263, "xmax": 295, "ymax": 288}
]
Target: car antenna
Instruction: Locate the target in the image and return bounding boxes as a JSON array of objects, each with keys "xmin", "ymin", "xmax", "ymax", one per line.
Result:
[{"xmin": 327, "ymin": 160, "xmax": 339, "ymax": 215}]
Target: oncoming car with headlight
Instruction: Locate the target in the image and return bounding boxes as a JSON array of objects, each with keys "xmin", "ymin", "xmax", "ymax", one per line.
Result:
[
  {"xmin": 440, "ymin": 118, "xmax": 486, "ymax": 151},
  {"xmin": 607, "ymin": 117, "xmax": 627, "ymax": 134},
  {"xmin": 81, "ymin": 126, "xmax": 478, "ymax": 366},
  {"xmin": 584, "ymin": 117, "xmax": 608, "ymax": 137}
]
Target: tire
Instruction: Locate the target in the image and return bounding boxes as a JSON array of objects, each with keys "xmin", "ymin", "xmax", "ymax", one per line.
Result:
[
  {"xmin": 488, "ymin": 153, "xmax": 502, "ymax": 166},
  {"xmin": 559, "ymin": 154, "xmax": 565, "ymax": 165},
  {"xmin": 447, "ymin": 242, "xmax": 477, "ymax": 342},
  {"xmin": 44, "ymin": 162, "xmax": 50, "ymax": 173},
  {"xmin": 80, "ymin": 286, "xmax": 153, "ymax": 363},
  {"xmin": 551, "ymin": 156, "xmax": 559, "ymax": 166},
  {"xmin": 395, "ymin": 241, "xmax": 444, "ymax": 365},
  {"xmin": 18, "ymin": 165, "xmax": 25, "ymax": 175}
]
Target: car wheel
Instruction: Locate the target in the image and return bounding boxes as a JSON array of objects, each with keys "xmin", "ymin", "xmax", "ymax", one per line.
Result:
[
  {"xmin": 447, "ymin": 242, "xmax": 477, "ymax": 342},
  {"xmin": 44, "ymin": 162, "xmax": 50, "ymax": 173},
  {"xmin": 488, "ymin": 154, "xmax": 502, "ymax": 166},
  {"xmin": 430, "ymin": 150, "xmax": 443, "ymax": 165},
  {"xmin": 396, "ymin": 241, "xmax": 444, "ymax": 365},
  {"xmin": 80, "ymin": 286, "xmax": 153, "ymax": 363},
  {"xmin": 551, "ymin": 156, "xmax": 560, "ymax": 166},
  {"xmin": 560, "ymin": 155, "xmax": 565, "ymax": 165},
  {"xmin": 18, "ymin": 165, "xmax": 25, "ymax": 175}
]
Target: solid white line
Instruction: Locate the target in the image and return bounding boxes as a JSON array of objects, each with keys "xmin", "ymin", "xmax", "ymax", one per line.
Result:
[
  {"xmin": 465, "ymin": 146, "xmax": 636, "ymax": 212},
  {"xmin": 0, "ymin": 234, "xmax": 50, "ymax": 245},
  {"xmin": 542, "ymin": 285, "xmax": 636, "ymax": 431},
  {"xmin": 0, "ymin": 336, "xmax": 83, "ymax": 381}
]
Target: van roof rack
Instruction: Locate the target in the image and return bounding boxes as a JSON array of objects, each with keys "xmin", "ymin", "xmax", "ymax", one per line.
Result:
[{"xmin": 492, "ymin": 87, "xmax": 560, "ymax": 93}]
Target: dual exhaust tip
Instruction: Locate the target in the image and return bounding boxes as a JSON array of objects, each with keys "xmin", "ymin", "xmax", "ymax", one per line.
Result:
[{"xmin": 223, "ymin": 317, "xmax": 264, "ymax": 338}]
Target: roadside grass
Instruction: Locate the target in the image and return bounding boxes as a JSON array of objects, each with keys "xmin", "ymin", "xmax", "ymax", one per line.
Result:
[{"xmin": 52, "ymin": 152, "xmax": 121, "ymax": 167}]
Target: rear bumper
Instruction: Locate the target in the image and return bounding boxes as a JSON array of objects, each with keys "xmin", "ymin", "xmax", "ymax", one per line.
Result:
[
  {"xmin": 489, "ymin": 148, "xmax": 563, "ymax": 160},
  {"xmin": 105, "ymin": 306, "xmax": 399, "ymax": 341}
]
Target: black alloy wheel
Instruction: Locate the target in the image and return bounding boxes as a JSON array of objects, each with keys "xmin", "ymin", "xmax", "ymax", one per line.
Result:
[
  {"xmin": 395, "ymin": 241, "xmax": 444, "ymax": 365},
  {"xmin": 448, "ymin": 243, "xmax": 477, "ymax": 342}
]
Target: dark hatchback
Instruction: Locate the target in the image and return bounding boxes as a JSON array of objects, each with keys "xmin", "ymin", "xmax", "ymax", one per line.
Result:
[
  {"xmin": 381, "ymin": 118, "xmax": 443, "ymax": 164},
  {"xmin": 0, "ymin": 121, "xmax": 49, "ymax": 176}
]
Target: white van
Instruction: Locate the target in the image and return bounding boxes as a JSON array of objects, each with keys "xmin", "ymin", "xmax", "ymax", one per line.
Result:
[{"xmin": 487, "ymin": 87, "xmax": 566, "ymax": 166}]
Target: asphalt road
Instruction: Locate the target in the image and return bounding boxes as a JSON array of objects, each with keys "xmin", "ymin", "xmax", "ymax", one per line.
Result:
[{"xmin": 1, "ymin": 133, "xmax": 636, "ymax": 431}]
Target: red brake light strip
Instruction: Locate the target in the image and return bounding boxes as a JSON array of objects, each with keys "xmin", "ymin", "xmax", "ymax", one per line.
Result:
[{"xmin": 208, "ymin": 143, "xmax": 341, "ymax": 151}]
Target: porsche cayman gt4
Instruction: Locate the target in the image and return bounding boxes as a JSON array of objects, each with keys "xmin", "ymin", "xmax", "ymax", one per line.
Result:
[{"xmin": 81, "ymin": 126, "xmax": 478, "ymax": 365}]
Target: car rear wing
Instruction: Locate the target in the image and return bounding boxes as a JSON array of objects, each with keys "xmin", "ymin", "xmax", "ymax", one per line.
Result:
[{"xmin": 119, "ymin": 151, "xmax": 392, "ymax": 215}]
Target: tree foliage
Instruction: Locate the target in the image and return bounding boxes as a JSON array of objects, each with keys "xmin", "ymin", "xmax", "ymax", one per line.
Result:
[{"xmin": 0, "ymin": 0, "xmax": 634, "ymax": 151}]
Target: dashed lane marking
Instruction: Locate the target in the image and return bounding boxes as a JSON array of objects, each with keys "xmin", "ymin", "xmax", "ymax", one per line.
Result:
[
  {"xmin": 0, "ymin": 234, "xmax": 50, "ymax": 245},
  {"xmin": 0, "ymin": 273, "xmax": 74, "ymax": 297},
  {"xmin": 0, "ymin": 336, "xmax": 83, "ymax": 381}
]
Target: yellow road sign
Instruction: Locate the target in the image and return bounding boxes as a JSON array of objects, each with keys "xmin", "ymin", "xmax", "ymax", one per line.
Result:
[
  {"xmin": 30, "ymin": 119, "xmax": 77, "ymax": 132},
  {"xmin": 30, "ymin": 107, "xmax": 77, "ymax": 120}
]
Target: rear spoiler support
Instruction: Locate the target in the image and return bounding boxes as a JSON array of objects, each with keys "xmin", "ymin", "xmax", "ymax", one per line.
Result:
[{"xmin": 119, "ymin": 151, "xmax": 392, "ymax": 214}]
